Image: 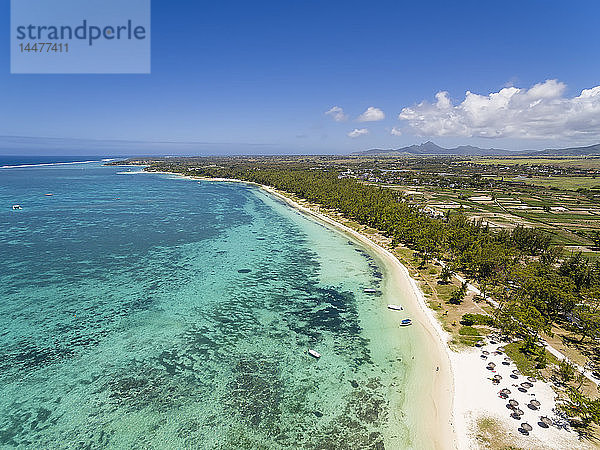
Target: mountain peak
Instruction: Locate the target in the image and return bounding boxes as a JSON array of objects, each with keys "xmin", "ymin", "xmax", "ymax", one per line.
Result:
[{"xmin": 356, "ymin": 142, "xmax": 600, "ymax": 156}]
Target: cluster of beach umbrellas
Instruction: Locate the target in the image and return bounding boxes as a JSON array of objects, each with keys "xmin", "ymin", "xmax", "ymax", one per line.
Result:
[
  {"xmin": 508, "ymin": 399, "xmax": 524, "ymax": 419},
  {"xmin": 481, "ymin": 342, "xmax": 555, "ymax": 437}
]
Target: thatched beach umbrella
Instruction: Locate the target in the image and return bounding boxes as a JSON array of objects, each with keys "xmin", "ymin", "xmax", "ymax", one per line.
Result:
[
  {"xmin": 527, "ymin": 376, "xmax": 537, "ymax": 383},
  {"xmin": 540, "ymin": 416, "xmax": 552, "ymax": 426},
  {"xmin": 515, "ymin": 408, "xmax": 524, "ymax": 416},
  {"xmin": 509, "ymin": 399, "xmax": 519, "ymax": 407},
  {"xmin": 493, "ymin": 374, "xmax": 502, "ymax": 380},
  {"xmin": 530, "ymin": 399, "xmax": 541, "ymax": 407},
  {"xmin": 482, "ymin": 350, "xmax": 490, "ymax": 355},
  {"xmin": 521, "ymin": 382, "xmax": 533, "ymax": 388},
  {"xmin": 501, "ymin": 388, "xmax": 511, "ymax": 395},
  {"xmin": 521, "ymin": 423, "xmax": 533, "ymax": 432},
  {"xmin": 487, "ymin": 362, "xmax": 496, "ymax": 368}
]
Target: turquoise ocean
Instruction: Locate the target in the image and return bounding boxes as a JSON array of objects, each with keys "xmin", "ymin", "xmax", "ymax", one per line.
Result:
[{"xmin": 0, "ymin": 161, "xmax": 425, "ymax": 449}]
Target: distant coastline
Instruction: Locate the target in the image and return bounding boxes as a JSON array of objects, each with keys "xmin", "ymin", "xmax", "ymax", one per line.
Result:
[{"xmin": 0, "ymin": 157, "xmax": 115, "ymax": 169}]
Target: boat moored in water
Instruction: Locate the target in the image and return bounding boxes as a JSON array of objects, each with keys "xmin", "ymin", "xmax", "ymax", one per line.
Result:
[
  {"xmin": 12, "ymin": 205, "xmax": 22, "ymax": 210},
  {"xmin": 387, "ymin": 304, "xmax": 403, "ymax": 311},
  {"xmin": 400, "ymin": 319, "xmax": 412, "ymax": 326},
  {"xmin": 308, "ymin": 349, "xmax": 321, "ymax": 359},
  {"xmin": 363, "ymin": 288, "xmax": 377, "ymax": 294}
]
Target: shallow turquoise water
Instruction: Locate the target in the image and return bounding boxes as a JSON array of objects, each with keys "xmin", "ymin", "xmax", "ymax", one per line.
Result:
[{"xmin": 0, "ymin": 163, "xmax": 417, "ymax": 449}]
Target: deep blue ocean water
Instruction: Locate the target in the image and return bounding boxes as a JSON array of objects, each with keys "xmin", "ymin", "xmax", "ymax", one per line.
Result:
[{"xmin": 0, "ymin": 161, "xmax": 418, "ymax": 448}]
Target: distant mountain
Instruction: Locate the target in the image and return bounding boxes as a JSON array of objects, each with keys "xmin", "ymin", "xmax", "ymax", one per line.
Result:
[
  {"xmin": 357, "ymin": 141, "xmax": 600, "ymax": 157},
  {"xmin": 358, "ymin": 141, "xmax": 514, "ymax": 156},
  {"xmin": 535, "ymin": 143, "xmax": 600, "ymax": 156}
]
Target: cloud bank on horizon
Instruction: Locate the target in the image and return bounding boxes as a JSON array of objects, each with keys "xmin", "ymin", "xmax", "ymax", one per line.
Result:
[
  {"xmin": 399, "ymin": 80, "xmax": 600, "ymax": 140},
  {"xmin": 327, "ymin": 80, "xmax": 600, "ymax": 144}
]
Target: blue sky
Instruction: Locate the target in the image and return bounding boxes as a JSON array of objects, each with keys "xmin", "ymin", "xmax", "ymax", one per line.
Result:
[{"xmin": 2, "ymin": 0, "xmax": 600, "ymax": 155}]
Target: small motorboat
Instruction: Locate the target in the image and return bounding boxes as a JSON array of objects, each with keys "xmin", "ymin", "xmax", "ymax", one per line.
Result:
[
  {"xmin": 363, "ymin": 288, "xmax": 377, "ymax": 294},
  {"xmin": 387, "ymin": 304, "xmax": 403, "ymax": 311},
  {"xmin": 12, "ymin": 205, "xmax": 22, "ymax": 210},
  {"xmin": 44, "ymin": 193, "xmax": 53, "ymax": 196},
  {"xmin": 400, "ymin": 319, "xmax": 412, "ymax": 327},
  {"xmin": 308, "ymin": 349, "xmax": 321, "ymax": 359}
]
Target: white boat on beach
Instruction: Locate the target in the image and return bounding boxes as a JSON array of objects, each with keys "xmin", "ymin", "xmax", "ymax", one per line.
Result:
[
  {"xmin": 387, "ymin": 304, "xmax": 403, "ymax": 311},
  {"xmin": 400, "ymin": 319, "xmax": 412, "ymax": 327},
  {"xmin": 308, "ymin": 349, "xmax": 321, "ymax": 359},
  {"xmin": 363, "ymin": 288, "xmax": 377, "ymax": 293},
  {"xmin": 12, "ymin": 205, "xmax": 22, "ymax": 210}
]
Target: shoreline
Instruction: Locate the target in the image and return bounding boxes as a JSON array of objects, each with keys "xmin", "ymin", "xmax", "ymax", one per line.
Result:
[
  {"xmin": 149, "ymin": 172, "xmax": 457, "ymax": 448},
  {"xmin": 258, "ymin": 184, "xmax": 457, "ymax": 449}
]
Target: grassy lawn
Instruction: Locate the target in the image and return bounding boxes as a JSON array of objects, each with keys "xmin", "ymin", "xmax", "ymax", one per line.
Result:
[
  {"xmin": 503, "ymin": 341, "xmax": 559, "ymax": 378},
  {"xmin": 457, "ymin": 325, "xmax": 484, "ymax": 346},
  {"xmin": 580, "ymin": 251, "xmax": 600, "ymax": 262},
  {"xmin": 475, "ymin": 416, "xmax": 523, "ymax": 450}
]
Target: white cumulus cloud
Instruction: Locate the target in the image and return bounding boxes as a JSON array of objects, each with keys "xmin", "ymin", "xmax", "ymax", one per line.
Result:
[
  {"xmin": 348, "ymin": 128, "xmax": 369, "ymax": 138},
  {"xmin": 390, "ymin": 127, "xmax": 402, "ymax": 136},
  {"xmin": 325, "ymin": 106, "xmax": 348, "ymax": 122},
  {"xmin": 358, "ymin": 106, "xmax": 385, "ymax": 122},
  {"xmin": 398, "ymin": 80, "xmax": 600, "ymax": 140}
]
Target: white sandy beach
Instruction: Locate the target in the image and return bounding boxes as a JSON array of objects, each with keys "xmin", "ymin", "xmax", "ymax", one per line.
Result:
[{"xmin": 452, "ymin": 340, "xmax": 593, "ymax": 450}]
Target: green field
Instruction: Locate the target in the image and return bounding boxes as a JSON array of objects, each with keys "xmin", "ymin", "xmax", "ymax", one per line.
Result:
[
  {"xmin": 501, "ymin": 176, "xmax": 600, "ymax": 190},
  {"xmin": 398, "ymin": 182, "xmax": 600, "ymax": 247},
  {"xmin": 473, "ymin": 157, "xmax": 600, "ymax": 169}
]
